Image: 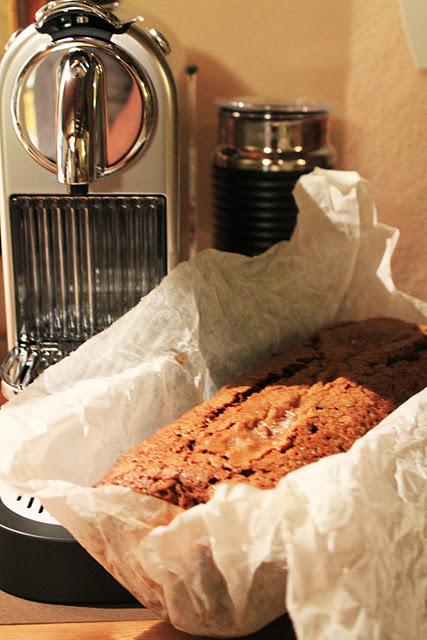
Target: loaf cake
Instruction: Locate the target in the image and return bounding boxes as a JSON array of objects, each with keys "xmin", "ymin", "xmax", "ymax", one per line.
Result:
[{"xmin": 98, "ymin": 318, "xmax": 427, "ymax": 508}]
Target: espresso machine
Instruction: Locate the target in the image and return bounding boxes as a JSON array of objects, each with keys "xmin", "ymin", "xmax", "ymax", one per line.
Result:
[
  {"xmin": 0, "ymin": 0, "xmax": 191, "ymax": 396},
  {"xmin": 0, "ymin": 0, "xmax": 191, "ymax": 603}
]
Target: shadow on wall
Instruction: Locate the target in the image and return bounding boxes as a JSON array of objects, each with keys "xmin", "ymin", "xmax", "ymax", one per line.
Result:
[{"xmin": 187, "ymin": 49, "xmax": 251, "ymax": 249}]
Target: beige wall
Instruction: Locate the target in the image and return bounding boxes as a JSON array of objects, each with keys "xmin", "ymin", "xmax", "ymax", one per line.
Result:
[
  {"xmin": 341, "ymin": 0, "xmax": 427, "ymax": 301},
  {"xmin": 0, "ymin": 1, "xmax": 425, "ymax": 306}
]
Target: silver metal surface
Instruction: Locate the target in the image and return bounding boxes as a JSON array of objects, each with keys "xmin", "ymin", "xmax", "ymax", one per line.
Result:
[
  {"xmin": 107, "ymin": 3, "xmax": 173, "ymax": 56},
  {"xmin": 215, "ymin": 97, "xmax": 335, "ymax": 172},
  {"xmin": 1, "ymin": 344, "xmax": 76, "ymax": 392},
  {"xmin": 146, "ymin": 27, "xmax": 171, "ymax": 55},
  {"xmin": 217, "ymin": 97, "xmax": 330, "ymax": 114},
  {"xmin": 112, "ymin": 27, "xmax": 182, "ymax": 270},
  {"xmin": 12, "ymin": 38, "xmax": 155, "ymax": 180},
  {"xmin": 35, "ymin": 0, "xmax": 122, "ymax": 30},
  {"xmin": 56, "ymin": 49, "xmax": 107, "ymax": 185},
  {"xmin": 4, "ymin": 29, "xmax": 23, "ymax": 53}
]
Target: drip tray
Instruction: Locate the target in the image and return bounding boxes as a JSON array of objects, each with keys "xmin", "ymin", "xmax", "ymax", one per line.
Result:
[{"xmin": 0, "ymin": 486, "xmax": 135, "ymax": 604}]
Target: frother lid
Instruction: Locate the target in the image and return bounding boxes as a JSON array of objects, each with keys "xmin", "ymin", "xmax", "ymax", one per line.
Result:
[{"xmin": 217, "ymin": 97, "xmax": 330, "ymax": 118}]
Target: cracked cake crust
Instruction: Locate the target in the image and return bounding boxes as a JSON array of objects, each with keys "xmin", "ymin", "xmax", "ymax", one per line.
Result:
[{"xmin": 97, "ymin": 318, "xmax": 427, "ymax": 508}]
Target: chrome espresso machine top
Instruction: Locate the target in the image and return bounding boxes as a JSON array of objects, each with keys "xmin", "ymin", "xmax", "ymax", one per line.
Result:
[
  {"xmin": 0, "ymin": 0, "xmax": 190, "ymax": 396},
  {"xmin": 0, "ymin": 0, "xmax": 191, "ymax": 604}
]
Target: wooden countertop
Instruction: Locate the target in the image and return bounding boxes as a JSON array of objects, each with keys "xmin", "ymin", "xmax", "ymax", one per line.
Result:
[
  {"xmin": 1, "ymin": 620, "xmax": 185, "ymax": 640},
  {"xmin": 1, "ymin": 620, "xmax": 162, "ymax": 640},
  {"xmin": 0, "ymin": 615, "xmax": 296, "ymax": 640},
  {"xmin": 0, "ymin": 587, "xmax": 297, "ymax": 639}
]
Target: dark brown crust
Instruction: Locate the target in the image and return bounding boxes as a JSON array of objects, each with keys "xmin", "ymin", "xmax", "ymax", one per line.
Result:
[{"xmin": 98, "ymin": 318, "xmax": 427, "ymax": 508}]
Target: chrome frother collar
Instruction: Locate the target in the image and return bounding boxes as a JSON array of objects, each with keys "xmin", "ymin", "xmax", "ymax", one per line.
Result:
[{"xmin": 215, "ymin": 97, "xmax": 334, "ymax": 172}]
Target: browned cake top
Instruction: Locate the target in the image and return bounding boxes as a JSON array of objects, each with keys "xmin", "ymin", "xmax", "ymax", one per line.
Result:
[{"xmin": 98, "ymin": 318, "xmax": 427, "ymax": 508}]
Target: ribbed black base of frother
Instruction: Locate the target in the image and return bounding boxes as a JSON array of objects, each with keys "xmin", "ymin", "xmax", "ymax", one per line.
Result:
[{"xmin": 213, "ymin": 165, "xmax": 307, "ymax": 255}]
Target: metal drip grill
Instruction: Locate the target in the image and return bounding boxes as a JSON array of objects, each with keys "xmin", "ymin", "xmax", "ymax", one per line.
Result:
[{"xmin": 3, "ymin": 194, "xmax": 166, "ymax": 390}]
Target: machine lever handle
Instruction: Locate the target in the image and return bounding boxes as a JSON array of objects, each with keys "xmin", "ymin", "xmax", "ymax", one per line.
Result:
[{"xmin": 56, "ymin": 49, "xmax": 107, "ymax": 188}]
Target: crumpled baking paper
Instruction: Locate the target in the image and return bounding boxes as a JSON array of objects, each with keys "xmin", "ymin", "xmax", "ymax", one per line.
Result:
[{"xmin": 0, "ymin": 168, "xmax": 426, "ymax": 639}]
